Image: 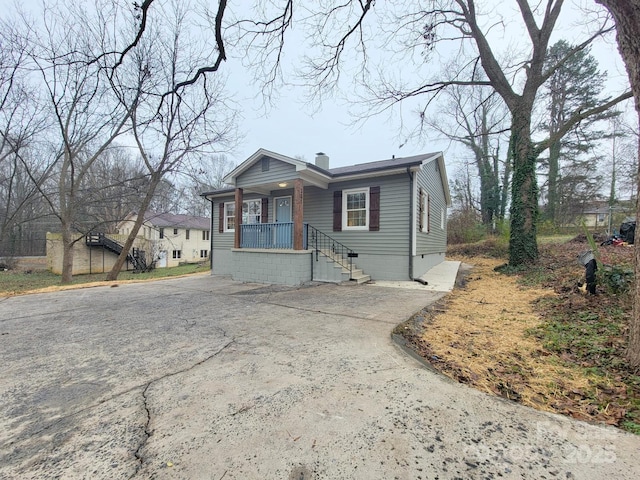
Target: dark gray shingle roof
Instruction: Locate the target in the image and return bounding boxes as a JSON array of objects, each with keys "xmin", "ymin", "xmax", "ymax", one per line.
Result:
[
  {"xmin": 201, "ymin": 152, "xmax": 441, "ymax": 197},
  {"xmin": 326, "ymin": 152, "xmax": 440, "ymax": 176}
]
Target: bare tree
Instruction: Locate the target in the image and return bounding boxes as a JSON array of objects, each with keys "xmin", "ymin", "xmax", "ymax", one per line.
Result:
[
  {"xmin": 429, "ymin": 78, "xmax": 510, "ymax": 229},
  {"xmin": 594, "ymin": 0, "xmax": 640, "ymax": 367},
  {"xmin": 5, "ymin": 3, "xmax": 139, "ymax": 283},
  {"xmin": 187, "ymin": 0, "xmax": 628, "ymax": 265},
  {"xmin": 290, "ymin": 1, "xmax": 630, "ymax": 266},
  {"xmin": 80, "ymin": 146, "xmax": 149, "ymax": 232},
  {"xmin": 105, "ymin": 1, "xmax": 238, "ymax": 280},
  {"xmin": 173, "ymin": 154, "xmax": 236, "ymax": 217},
  {"xmin": 0, "ymin": 23, "xmax": 52, "ymax": 255}
]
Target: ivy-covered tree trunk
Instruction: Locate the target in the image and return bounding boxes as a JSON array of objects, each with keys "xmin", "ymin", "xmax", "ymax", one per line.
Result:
[
  {"xmin": 509, "ymin": 110, "xmax": 539, "ymax": 266},
  {"xmin": 595, "ymin": 0, "xmax": 640, "ymax": 368}
]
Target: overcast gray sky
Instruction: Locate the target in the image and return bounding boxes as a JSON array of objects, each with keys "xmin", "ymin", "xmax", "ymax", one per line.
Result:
[
  {"xmin": 223, "ymin": 0, "xmax": 631, "ymax": 171},
  {"xmin": 13, "ymin": 0, "xmax": 632, "ymax": 172}
]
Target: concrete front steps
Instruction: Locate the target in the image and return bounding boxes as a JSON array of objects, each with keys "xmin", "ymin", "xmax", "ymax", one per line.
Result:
[{"xmin": 312, "ymin": 250, "xmax": 371, "ymax": 284}]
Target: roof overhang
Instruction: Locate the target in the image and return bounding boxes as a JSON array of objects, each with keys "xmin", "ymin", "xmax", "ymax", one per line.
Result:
[{"xmin": 209, "ymin": 149, "xmax": 451, "ymax": 205}]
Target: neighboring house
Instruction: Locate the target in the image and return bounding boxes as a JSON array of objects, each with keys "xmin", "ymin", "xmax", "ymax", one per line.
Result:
[
  {"xmin": 556, "ymin": 201, "xmax": 633, "ymax": 231},
  {"xmin": 580, "ymin": 205, "xmax": 612, "ymax": 229},
  {"xmin": 117, "ymin": 212, "xmax": 211, "ymax": 268},
  {"xmin": 202, "ymin": 148, "xmax": 451, "ymax": 286}
]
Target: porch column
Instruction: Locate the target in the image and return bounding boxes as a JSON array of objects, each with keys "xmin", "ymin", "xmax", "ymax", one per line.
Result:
[
  {"xmin": 234, "ymin": 187, "xmax": 243, "ymax": 249},
  {"xmin": 293, "ymin": 178, "xmax": 304, "ymax": 250}
]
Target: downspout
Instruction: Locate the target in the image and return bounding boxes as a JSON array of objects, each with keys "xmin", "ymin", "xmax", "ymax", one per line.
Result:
[
  {"xmin": 407, "ymin": 167, "xmax": 414, "ymax": 280},
  {"xmin": 208, "ymin": 197, "xmax": 214, "ymax": 271}
]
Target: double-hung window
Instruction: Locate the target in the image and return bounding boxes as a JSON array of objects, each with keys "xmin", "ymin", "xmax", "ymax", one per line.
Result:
[
  {"xmin": 224, "ymin": 200, "xmax": 262, "ymax": 232},
  {"xmin": 342, "ymin": 187, "xmax": 369, "ymax": 230},
  {"xmin": 243, "ymin": 199, "xmax": 261, "ymax": 225},
  {"xmin": 224, "ymin": 203, "xmax": 235, "ymax": 231}
]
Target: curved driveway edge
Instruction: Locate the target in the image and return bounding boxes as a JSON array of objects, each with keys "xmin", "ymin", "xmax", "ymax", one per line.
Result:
[{"xmin": 1, "ymin": 275, "xmax": 639, "ymax": 479}]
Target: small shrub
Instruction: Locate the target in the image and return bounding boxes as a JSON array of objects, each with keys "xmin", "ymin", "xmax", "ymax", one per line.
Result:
[
  {"xmin": 0, "ymin": 256, "xmax": 18, "ymax": 270},
  {"xmin": 447, "ymin": 210, "xmax": 486, "ymax": 244},
  {"xmin": 537, "ymin": 219, "xmax": 560, "ymax": 236},
  {"xmin": 447, "ymin": 237, "xmax": 509, "ymax": 259},
  {"xmin": 599, "ymin": 265, "xmax": 633, "ymax": 294}
]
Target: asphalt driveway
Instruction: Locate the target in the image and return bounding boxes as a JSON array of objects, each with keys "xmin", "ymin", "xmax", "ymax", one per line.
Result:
[{"xmin": 1, "ymin": 275, "xmax": 639, "ymax": 479}]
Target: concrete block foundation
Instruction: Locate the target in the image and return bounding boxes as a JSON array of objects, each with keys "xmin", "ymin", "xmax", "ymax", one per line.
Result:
[{"xmin": 230, "ymin": 249, "xmax": 312, "ymax": 286}]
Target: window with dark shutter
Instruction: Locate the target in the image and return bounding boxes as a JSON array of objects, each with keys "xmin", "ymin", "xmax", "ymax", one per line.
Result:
[
  {"xmin": 370, "ymin": 186, "xmax": 380, "ymax": 231},
  {"xmin": 218, "ymin": 203, "xmax": 224, "ymax": 233},
  {"xmin": 333, "ymin": 190, "xmax": 342, "ymax": 231}
]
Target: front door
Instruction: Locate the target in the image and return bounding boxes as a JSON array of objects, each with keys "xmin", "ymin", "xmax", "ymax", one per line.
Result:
[
  {"xmin": 275, "ymin": 196, "xmax": 292, "ymax": 223},
  {"xmin": 157, "ymin": 250, "xmax": 167, "ymax": 268},
  {"xmin": 274, "ymin": 196, "xmax": 293, "ymax": 247}
]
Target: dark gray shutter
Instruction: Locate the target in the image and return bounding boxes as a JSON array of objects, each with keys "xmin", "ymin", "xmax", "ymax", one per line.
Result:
[
  {"xmin": 370, "ymin": 186, "xmax": 380, "ymax": 231},
  {"xmin": 261, "ymin": 198, "xmax": 268, "ymax": 223},
  {"xmin": 333, "ymin": 191, "xmax": 342, "ymax": 232}
]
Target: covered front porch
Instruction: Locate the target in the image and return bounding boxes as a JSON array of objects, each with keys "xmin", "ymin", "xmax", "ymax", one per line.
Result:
[
  {"xmin": 240, "ymin": 222, "xmax": 309, "ymax": 249},
  {"xmin": 205, "ymin": 149, "xmax": 369, "ymax": 285},
  {"xmin": 231, "ymin": 177, "xmax": 309, "ymax": 251}
]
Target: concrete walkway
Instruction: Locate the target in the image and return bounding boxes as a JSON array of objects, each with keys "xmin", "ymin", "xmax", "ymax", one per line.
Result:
[
  {"xmin": 1, "ymin": 274, "xmax": 639, "ymax": 479},
  {"xmin": 370, "ymin": 260, "xmax": 462, "ymax": 292}
]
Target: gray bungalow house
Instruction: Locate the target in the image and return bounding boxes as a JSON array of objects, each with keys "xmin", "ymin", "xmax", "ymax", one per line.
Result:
[{"xmin": 202, "ymin": 148, "xmax": 451, "ymax": 285}]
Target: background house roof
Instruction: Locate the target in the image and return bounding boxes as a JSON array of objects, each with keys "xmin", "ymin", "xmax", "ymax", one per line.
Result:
[{"xmin": 142, "ymin": 212, "xmax": 210, "ymax": 230}]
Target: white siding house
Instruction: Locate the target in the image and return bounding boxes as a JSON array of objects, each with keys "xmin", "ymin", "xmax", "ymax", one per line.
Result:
[{"xmin": 117, "ymin": 212, "xmax": 211, "ymax": 268}]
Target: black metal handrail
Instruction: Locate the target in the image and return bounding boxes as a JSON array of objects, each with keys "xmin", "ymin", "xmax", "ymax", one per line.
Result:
[
  {"xmin": 85, "ymin": 232, "xmax": 149, "ymax": 272},
  {"xmin": 306, "ymin": 225, "xmax": 354, "ymax": 279}
]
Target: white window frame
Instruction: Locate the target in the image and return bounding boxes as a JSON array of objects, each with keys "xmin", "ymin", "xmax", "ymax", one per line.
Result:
[
  {"xmin": 420, "ymin": 191, "xmax": 430, "ymax": 233},
  {"xmin": 172, "ymin": 250, "xmax": 182, "ymax": 259},
  {"xmin": 441, "ymin": 207, "xmax": 445, "ymax": 230},
  {"xmin": 223, "ymin": 200, "xmax": 262, "ymax": 232},
  {"xmin": 342, "ymin": 187, "xmax": 370, "ymax": 231},
  {"xmin": 224, "ymin": 202, "xmax": 235, "ymax": 232}
]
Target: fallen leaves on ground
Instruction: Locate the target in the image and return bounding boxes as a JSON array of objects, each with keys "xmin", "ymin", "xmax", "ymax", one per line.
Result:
[{"xmin": 397, "ymin": 237, "xmax": 640, "ymax": 432}]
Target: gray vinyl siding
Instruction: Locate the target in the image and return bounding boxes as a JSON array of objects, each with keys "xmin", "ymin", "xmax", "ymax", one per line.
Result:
[
  {"xmin": 236, "ymin": 158, "xmax": 297, "ymax": 188},
  {"xmin": 303, "ymin": 173, "xmax": 411, "ymax": 255},
  {"xmin": 415, "ymin": 160, "xmax": 447, "ymax": 255},
  {"xmin": 211, "ymin": 193, "xmax": 269, "ymax": 250}
]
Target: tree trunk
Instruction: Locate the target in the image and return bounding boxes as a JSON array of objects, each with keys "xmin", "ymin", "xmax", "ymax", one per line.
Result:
[
  {"xmin": 595, "ymin": 0, "xmax": 640, "ymax": 368},
  {"xmin": 500, "ymin": 140, "xmax": 511, "ymax": 221},
  {"xmin": 546, "ymin": 140, "xmax": 561, "ymax": 222},
  {"xmin": 60, "ymin": 221, "xmax": 75, "ymax": 284},
  {"xmin": 105, "ymin": 172, "xmax": 163, "ymax": 281},
  {"xmin": 508, "ymin": 110, "xmax": 539, "ymax": 266}
]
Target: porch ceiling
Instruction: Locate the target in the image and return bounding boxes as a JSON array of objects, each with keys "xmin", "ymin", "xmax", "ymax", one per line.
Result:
[{"xmin": 241, "ymin": 172, "xmax": 328, "ymax": 195}]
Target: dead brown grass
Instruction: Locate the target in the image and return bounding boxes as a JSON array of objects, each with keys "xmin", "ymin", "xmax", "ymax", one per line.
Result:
[{"xmin": 406, "ymin": 255, "xmax": 626, "ymax": 424}]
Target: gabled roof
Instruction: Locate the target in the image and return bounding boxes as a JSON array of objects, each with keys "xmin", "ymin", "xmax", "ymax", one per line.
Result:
[
  {"xmin": 223, "ymin": 149, "xmax": 316, "ymax": 184},
  {"xmin": 203, "ymin": 148, "xmax": 450, "ymax": 206},
  {"xmin": 141, "ymin": 212, "xmax": 210, "ymax": 230}
]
